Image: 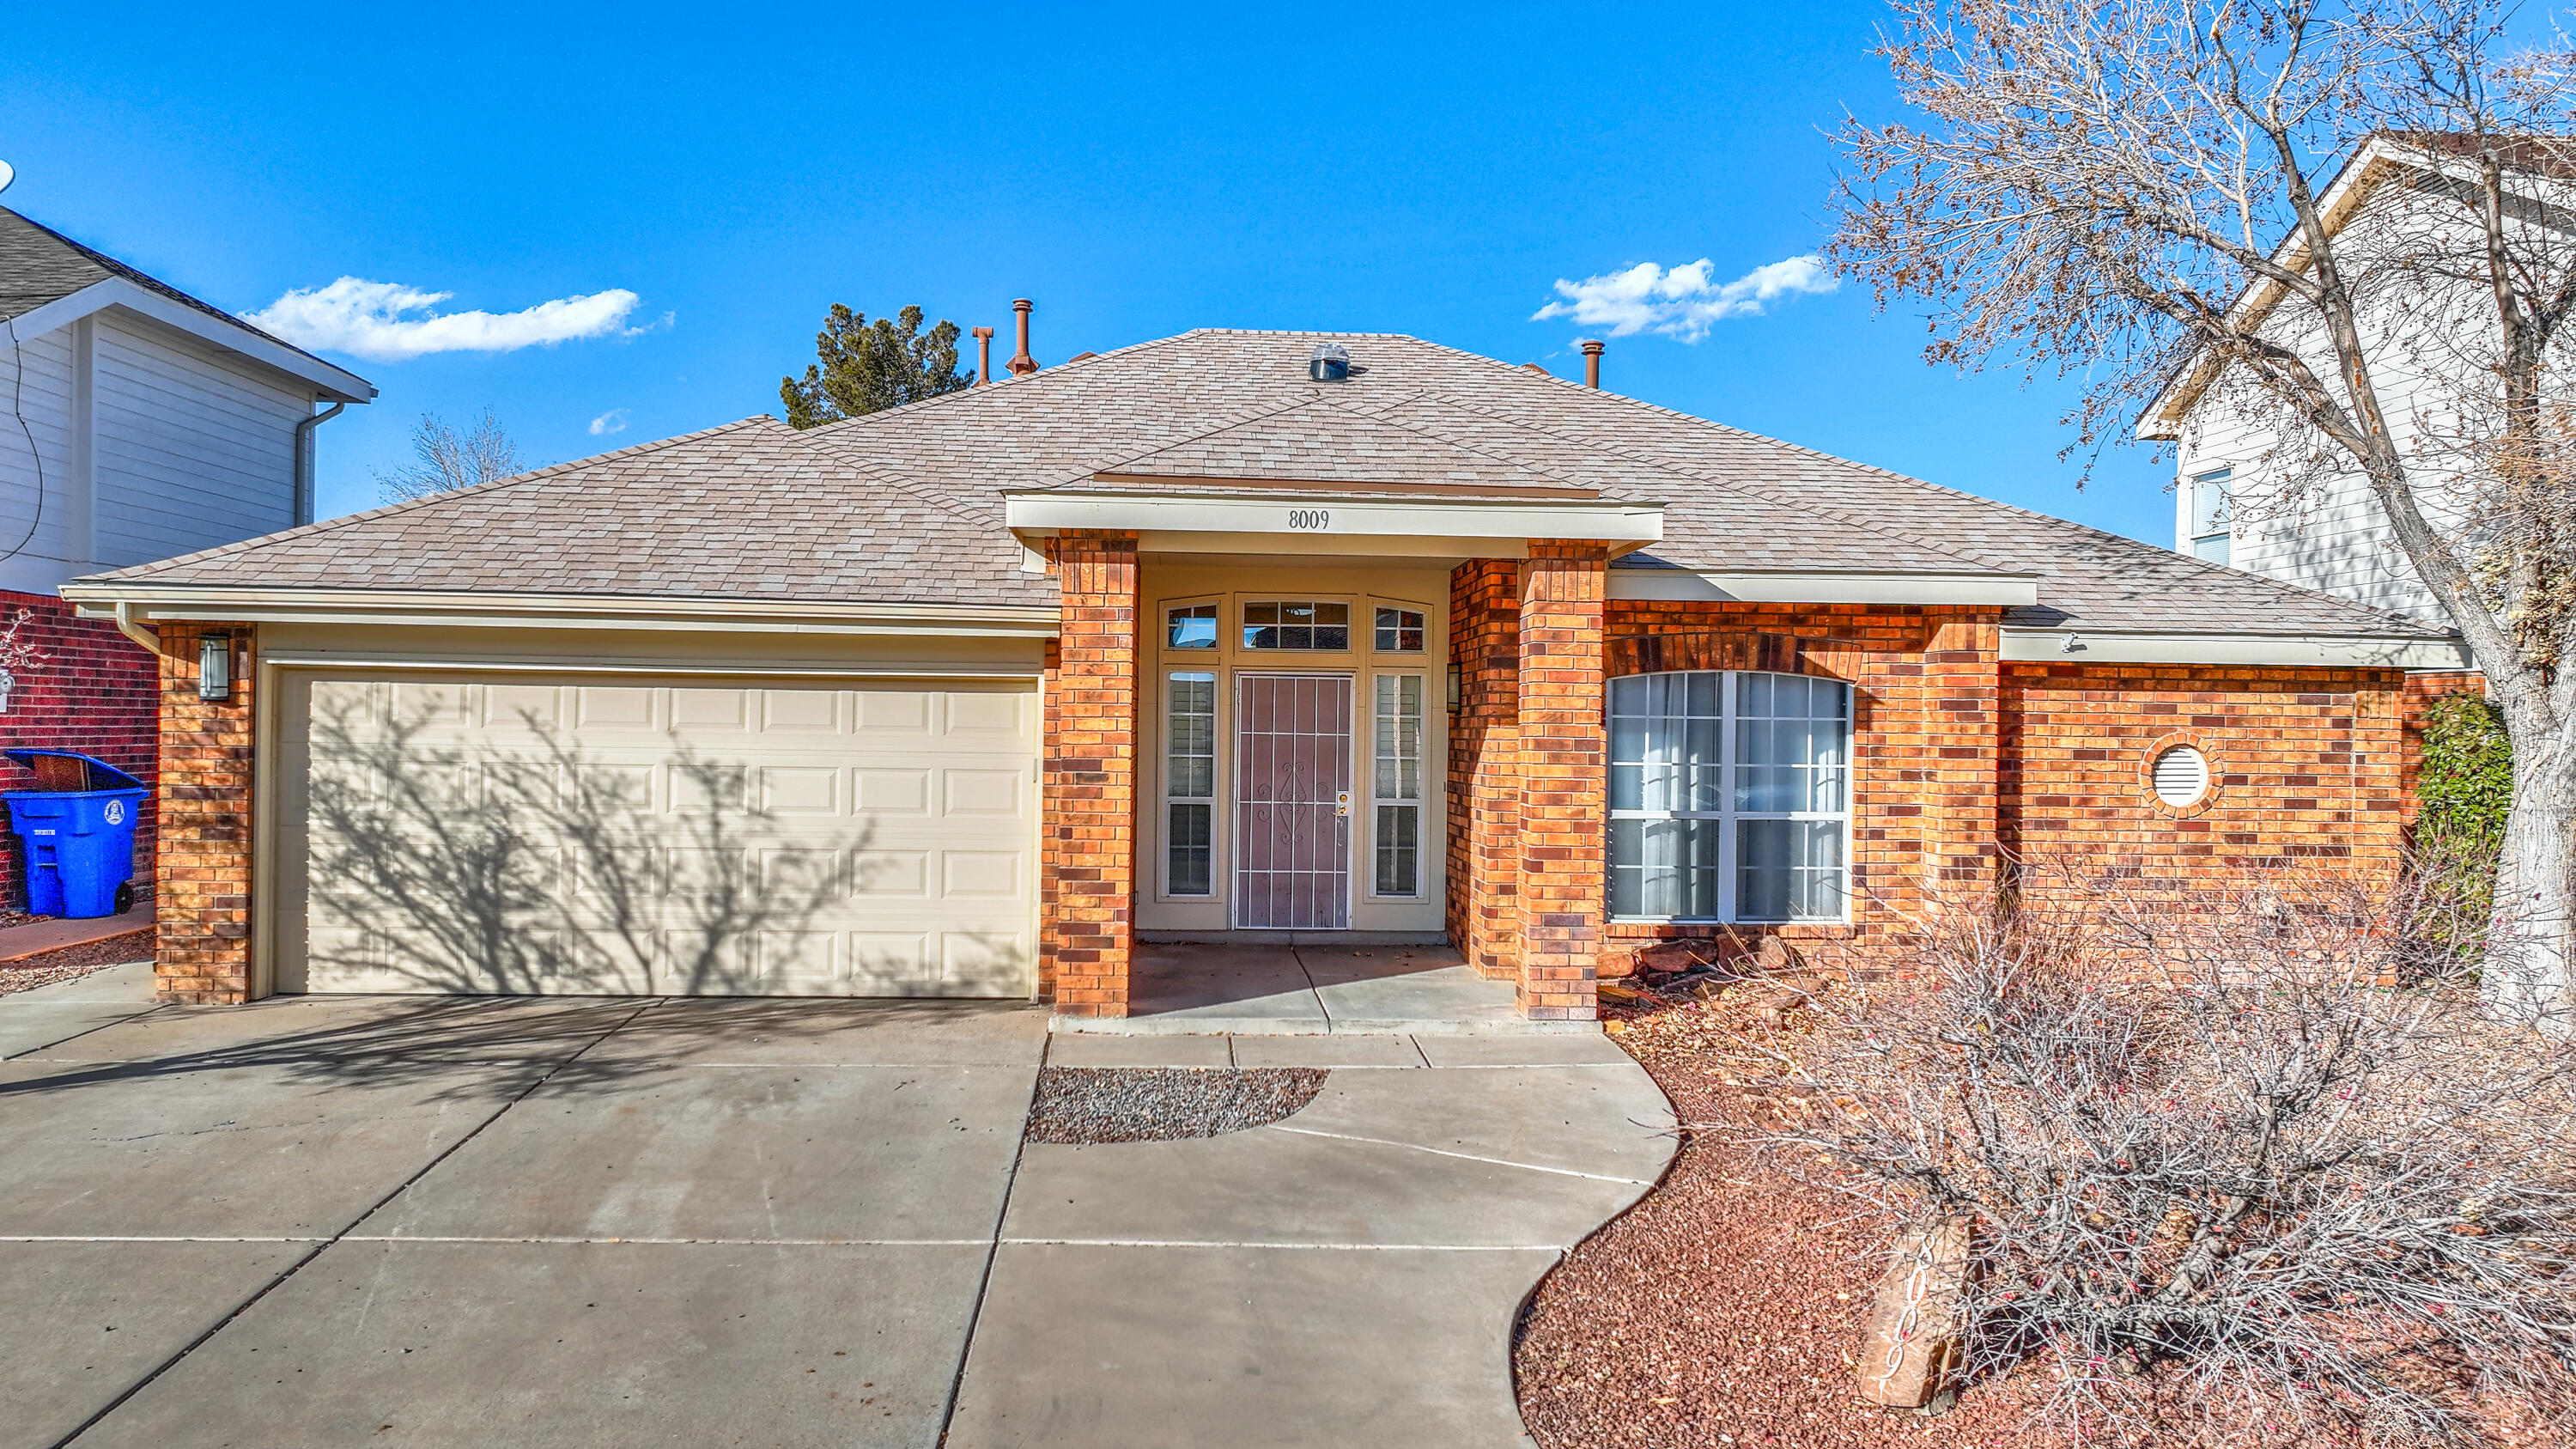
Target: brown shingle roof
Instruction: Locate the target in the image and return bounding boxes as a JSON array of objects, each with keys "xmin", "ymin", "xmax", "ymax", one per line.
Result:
[{"xmin": 84, "ymin": 328, "xmax": 2449, "ymax": 640}]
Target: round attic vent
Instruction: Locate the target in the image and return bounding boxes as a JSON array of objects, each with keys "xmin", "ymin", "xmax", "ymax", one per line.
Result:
[
  {"xmin": 1309, "ymin": 343, "xmax": 1350, "ymax": 382},
  {"xmin": 2151, "ymin": 745, "xmax": 2210, "ymax": 807}
]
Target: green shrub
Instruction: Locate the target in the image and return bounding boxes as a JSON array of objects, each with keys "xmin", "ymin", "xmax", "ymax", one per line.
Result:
[{"xmin": 2411, "ymin": 689, "xmax": 2512, "ymax": 955}]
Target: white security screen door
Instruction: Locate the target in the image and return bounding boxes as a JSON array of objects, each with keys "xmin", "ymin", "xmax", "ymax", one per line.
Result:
[{"xmin": 1233, "ymin": 673, "xmax": 1353, "ymax": 928}]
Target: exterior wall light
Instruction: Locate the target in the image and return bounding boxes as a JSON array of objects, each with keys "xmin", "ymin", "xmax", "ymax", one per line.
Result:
[
  {"xmin": 198, "ymin": 634, "xmax": 233, "ymax": 703},
  {"xmin": 1446, "ymin": 664, "xmax": 1463, "ymax": 712}
]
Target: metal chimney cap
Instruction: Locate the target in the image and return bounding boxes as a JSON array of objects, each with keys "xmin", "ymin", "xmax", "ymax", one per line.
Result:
[{"xmin": 1309, "ymin": 342, "xmax": 1351, "ymax": 382}]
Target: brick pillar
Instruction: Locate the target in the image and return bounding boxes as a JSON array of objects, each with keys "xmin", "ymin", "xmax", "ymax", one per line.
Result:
[
  {"xmin": 1043, "ymin": 533, "xmax": 1139, "ymax": 1018},
  {"xmin": 1925, "ymin": 611, "xmax": 2003, "ymax": 894},
  {"xmin": 154, "ymin": 622, "xmax": 257, "ymax": 1003},
  {"xmin": 1447, "ymin": 560, "xmax": 1522, "ymax": 978},
  {"xmin": 1515, "ymin": 544, "xmax": 1607, "ymax": 1020}
]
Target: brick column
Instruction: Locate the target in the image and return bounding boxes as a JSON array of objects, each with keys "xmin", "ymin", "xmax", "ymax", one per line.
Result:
[
  {"xmin": 1043, "ymin": 533, "xmax": 1139, "ymax": 1018},
  {"xmin": 154, "ymin": 622, "xmax": 258, "ymax": 1003},
  {"xmin": 1515, "ymin": 544, "xmax": 1608, "ymax": 1020},
  {"xmin": 1447, "ymin": 560, "xmax": 1522, "ymax": 978}
]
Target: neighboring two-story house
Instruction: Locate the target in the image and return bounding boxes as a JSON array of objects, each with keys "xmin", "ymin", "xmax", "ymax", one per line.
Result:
[
  {"xmin": 0, "ymin": 204, "xmax": 374, "ymax": 911},
  {"xmin": 2138, "ymin": 132, "xmax": 2566, "ymax": 636}
]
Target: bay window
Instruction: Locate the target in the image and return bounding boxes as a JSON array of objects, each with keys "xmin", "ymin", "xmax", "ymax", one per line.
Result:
[{"xmin": 1607, "ymin": 670, "xmax": 1851, "ymax": 922}]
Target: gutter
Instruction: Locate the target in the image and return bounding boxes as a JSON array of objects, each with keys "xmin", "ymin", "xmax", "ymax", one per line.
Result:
[{"xmin": 111, "ymin": 600, "xmax": 164, "ymax": 656}]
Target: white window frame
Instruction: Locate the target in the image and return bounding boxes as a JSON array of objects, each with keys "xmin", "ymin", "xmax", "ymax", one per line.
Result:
[
  {"xmin": 1162, "ymin": 669, "xmax": 1221, "ymax": 898},
  {"xmin": 1606, "ymin": 669, "xmax": 1854, "ymax": 925},
  {"xmin": 2188, "ymin": 466, "xmax": 2234, "ymax": 566},
  {"xmin": 1369, "ymin": 672, "xmax": 1427, "ymax": 898}
]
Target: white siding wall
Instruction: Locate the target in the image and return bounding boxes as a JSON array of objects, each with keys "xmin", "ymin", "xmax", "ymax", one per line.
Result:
[
  {"xmin": 0, "ymin": 321, "xmax": 83, "ymax": 597},
  {"xmin": 91, "ymin": 310, "xmax": 304, "ymax": 569},
  {"xmin": 0, "ymin": 306, "xmax": 313, "ymax": 597}
]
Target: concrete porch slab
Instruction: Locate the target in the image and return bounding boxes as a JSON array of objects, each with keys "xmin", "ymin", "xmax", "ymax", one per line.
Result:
[{"xmin": 1053, "ymin": 943, "xmax": 1595, "ymax": 1037}]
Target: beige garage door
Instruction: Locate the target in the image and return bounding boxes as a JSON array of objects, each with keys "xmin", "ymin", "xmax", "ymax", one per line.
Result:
[{"xmin": 273, "ymin": 672, "xmax": 1038, "ymax": 996}]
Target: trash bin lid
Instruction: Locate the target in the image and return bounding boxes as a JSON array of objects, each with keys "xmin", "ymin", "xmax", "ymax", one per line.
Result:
[{"xmin": 3, "ymin": 750, "xmax": 148, "ymax": 793}]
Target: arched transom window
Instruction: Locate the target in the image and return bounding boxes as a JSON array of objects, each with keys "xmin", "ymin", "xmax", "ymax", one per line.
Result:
[{"xmin": 1607, "ymin": 670, "xmax": 1853, "ymax": 922}]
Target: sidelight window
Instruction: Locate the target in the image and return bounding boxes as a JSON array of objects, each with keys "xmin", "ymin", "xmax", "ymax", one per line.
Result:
[
  {"xmin": 1165, "ymin": 672, "xmax": 1218, "ymax": 895},
  {"xmin": 1607, "ymin": 670, "xmax": 1851, "ymax": 922},
  {"xmin": 1373, "ymin": 673, "xmax": 1425, "ymax": 896}
]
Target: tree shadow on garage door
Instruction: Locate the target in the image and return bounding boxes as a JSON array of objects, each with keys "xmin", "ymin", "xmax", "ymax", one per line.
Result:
[{"xmin": 297, "ymin": 696, "xmax": 888, "ymax": 997}]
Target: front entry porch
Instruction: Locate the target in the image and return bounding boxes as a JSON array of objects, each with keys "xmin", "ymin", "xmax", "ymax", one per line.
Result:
[{"xmin": 1051, "ymin": 942, "xmax": 1591, "ymax": 1036}]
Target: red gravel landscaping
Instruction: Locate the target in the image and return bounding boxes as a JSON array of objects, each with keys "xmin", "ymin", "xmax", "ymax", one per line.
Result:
[
  {"xmin": 0, "ymin": 932, "xmax": 149, "ymax": 996},
  {"xmin": 1512, "ymin": 986, "xmax": 2567, "ymax": 1449}
]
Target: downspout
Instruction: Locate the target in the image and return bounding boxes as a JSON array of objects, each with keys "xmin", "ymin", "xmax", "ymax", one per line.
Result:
[
  {"xmin": 112, "ymin": 600, "xmax": 163, "ymax": 655},
  {"xmin": 291, "ymin": 400, "xmax": 346, "ymax": 527}
]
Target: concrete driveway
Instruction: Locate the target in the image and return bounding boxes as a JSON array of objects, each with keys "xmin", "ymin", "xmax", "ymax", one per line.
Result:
[{"xmin": 0, "ymin": 965, "xmax": 1673, "ymax": 1449}]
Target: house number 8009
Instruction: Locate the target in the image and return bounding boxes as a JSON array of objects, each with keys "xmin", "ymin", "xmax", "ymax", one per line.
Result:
[{"xmin": 1286, "ymin": 508, "xmax": 1331, "ymax": 531}]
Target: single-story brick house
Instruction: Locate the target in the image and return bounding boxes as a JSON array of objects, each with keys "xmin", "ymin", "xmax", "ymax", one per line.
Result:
[{"xmin": 63, "ymin": 330, "xmax": 2463, "ymax": 1018}]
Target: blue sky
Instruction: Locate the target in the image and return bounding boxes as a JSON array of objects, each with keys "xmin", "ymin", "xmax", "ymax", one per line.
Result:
[{"xmin": 3, "ymin": 1, "xmax": 2175, "ymax": 541}]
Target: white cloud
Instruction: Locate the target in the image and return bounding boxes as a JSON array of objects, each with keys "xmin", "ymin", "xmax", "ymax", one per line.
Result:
[
  {"xmin": 1531, "ymin": 254, "xmax": 1838, "ymax": 341},
  {"xmin": 587, "ymin": 408, "xmax": 630, "ymax": 436},
  {"xmin": 244, "ymin": 277, "xmax": 651, "ymax": 362}
]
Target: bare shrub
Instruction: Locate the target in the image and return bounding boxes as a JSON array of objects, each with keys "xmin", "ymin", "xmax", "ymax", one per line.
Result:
[{"xmin": 1740, "ymin": 868, "xmax": 2576, "ymax": 1443}]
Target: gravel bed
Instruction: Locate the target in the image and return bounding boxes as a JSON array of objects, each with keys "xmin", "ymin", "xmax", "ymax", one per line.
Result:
[
  {"xmin": 1024, "ymin": 1066, "xmax": 1327, "ymax": 1145},
  {"xmin": 0, "ymin": 934, "xmax": 150, "ymax": 996},
  {"xmin": 1514, "ymin": 985, "xmax": 2561, "ymax": 1449}
]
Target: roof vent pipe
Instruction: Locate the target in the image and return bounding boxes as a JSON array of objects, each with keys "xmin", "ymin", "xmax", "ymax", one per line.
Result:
[
  {"xmin": 1309, "ymin": 342, "xmax": 1350, "ymax": 382},
  {"xmin": 1007, "ymin": 299, "xmax": 1038, "ymax": 377},
  {"xmin": 1581, "ymin": 339, "xmax": 1604, "ymax": 389},
  {"xmin": 971, "ymin": 326, "xmax": 995, "ymax": 386}
]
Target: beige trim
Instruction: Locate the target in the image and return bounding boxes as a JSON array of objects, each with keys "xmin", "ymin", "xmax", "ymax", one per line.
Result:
[
  {"xmin": 1005, "ymin": 488, "xmax": 1662, "ymax": 554},
  {"xmin": 69, "ymin": 586, "xmax": 1060, "ymax": 638},
  {"xmin": 2002, "ymin": 626, "xmax": 2469, "ymax": 669},
  {"xmin": 1609, "ymin": 569, "xmax": 2039, "ymax": 606},
  {"xmin": 258, "ymin": 652, "xmax": 1041, "ymax": 679}
]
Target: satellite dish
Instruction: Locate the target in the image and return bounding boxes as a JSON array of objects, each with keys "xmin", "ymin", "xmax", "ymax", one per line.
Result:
[{"xmin": 0, "ymin": 161, "xmax": 14, "ymax": 196}]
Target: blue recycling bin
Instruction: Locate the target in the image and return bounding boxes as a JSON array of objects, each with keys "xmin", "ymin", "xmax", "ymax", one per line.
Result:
[{"xmin": 3, "ymin": 750, "xmax": 149, "ymax": 919}]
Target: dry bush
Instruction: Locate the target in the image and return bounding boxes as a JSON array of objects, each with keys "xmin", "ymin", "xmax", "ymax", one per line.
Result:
[{"xmin": 1740, "ymin": 868, "xmax": 2576, "ymax": 1444}]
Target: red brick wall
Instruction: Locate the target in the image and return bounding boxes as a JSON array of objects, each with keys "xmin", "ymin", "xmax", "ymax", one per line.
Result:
[
  {"xmin": 153, "ymin": 621, "xmax": 257, "ymax": 1003},
  {"xmin": 1599, "ymin": 601, "xmax": 2006, "ymax": 953},
  {"xmin": 1999, "ymin": 662, "xmax": 2407, "ymax": 890},
  {"xmin": 1042, "ymin": 533, "xmax": 1139, "ymax": 1018},
  {"xmin": 0, "ymin": 589, "xmax": 159, "ymax": 915},
  {"xmin": 1446, "ymin": 559, "xmax": 1520, "ymax": 977},
  {"xmin": 1515, "ymin": 545, "xmax": 1608, "ymax": 1020}
]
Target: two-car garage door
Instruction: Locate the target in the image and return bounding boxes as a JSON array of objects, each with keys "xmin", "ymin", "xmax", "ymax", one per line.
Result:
[{"xmin": 272, "ymin": 671, "xmax": 1038, "ymax": 997}]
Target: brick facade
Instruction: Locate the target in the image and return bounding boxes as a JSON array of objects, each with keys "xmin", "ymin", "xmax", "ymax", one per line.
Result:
[
  {"xmin": 1445, "ymin": 559, "xmax": 1520, "ymax": 978},
  {"xmin": 152, "ymin": 622, "xmax": 258, "ymax": 1003},
  {"xmin": 0, "ymin": 589, "xmax": 159, "ymax": 915},
  {"xmin": 1514, "ymin": 544, "xmax": 1608, "ymax": 1020},
  {"xmin": 1999, "ymin": 661, "xmax": 2407, "ymax": 888},
  {"xmin": 1042, "ymin": 533, "xmax": 1140, "ymax": 1018}
]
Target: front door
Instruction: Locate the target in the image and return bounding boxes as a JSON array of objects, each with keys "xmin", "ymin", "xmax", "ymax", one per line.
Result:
[{"xmin": 1232, "ymin": 673, "xmax": 1352, "ymax": 929}]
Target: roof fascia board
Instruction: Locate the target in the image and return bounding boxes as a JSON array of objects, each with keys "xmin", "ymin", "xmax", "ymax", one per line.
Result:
[
  {"xmin": 2002, "ymin": 625, "xmax": 2468, "ymax": 669},
  {"xmin": 260, "ymin": 653, "xmax": 1042, "ymax": 680},
  {"xmin": 1005, "ymin": 490, "xmax": 1663, "ymax": 550},
  {"xmin": 65, "ymin": 586, "xmax": 1060, "ymax": 638},
  {"xmin": 1611, "ymin": 569, "xmax": 2040, "ymax": 607},
  {"xmin": 15, "ymin": 278, "xmax": 376, "ymax": 402}
]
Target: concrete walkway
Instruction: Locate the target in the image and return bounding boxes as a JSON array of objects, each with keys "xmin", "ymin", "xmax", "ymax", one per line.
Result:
[
  {"xmin": 1071, "ymin": 942, "xmax": 1593, "ymax": 1037},
  {"xmin": 0, "ymin": 968, "xmax": 1673, "ymax": 1449}
]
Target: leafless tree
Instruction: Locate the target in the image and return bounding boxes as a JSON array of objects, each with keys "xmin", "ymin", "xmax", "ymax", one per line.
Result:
[
  {"xmin": 374, "ymin": 408, "xmax": 526, "ymax": 502},
  {"xmin": 1741, "ymin": 871, "xmax": 2576, "ymax": 1443},
  {"xmin": 1828, "ymin": 0, "xmax": 2576, "ymax": 1023}
]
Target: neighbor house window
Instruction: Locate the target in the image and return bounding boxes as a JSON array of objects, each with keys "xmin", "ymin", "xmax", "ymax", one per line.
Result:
[
  {"xmin": 1374, "ymin": 606, "xmax": 1426, "ymax": 653},
  {"xmin": 1167, "ymin": 602, "xmax": 1218, "ymax": 650},
  {"xmin": 1607, "ymin": 670, "xmax": 1851, "ymax": 922},
  {"xmin": 1166, "ymin": 673, "xmax": 1217, "ymax": 894},
  {"xmin": 1373, "ymin": 673, "xmax": 1425, "ymax": 896},
  {"xmin": 2189, "ymin": 468, "xmax": 2234, "ymax": 566},
  {"xmin": 1243, "ymin": 600, "xmax": 1349, "ymax": 650}
]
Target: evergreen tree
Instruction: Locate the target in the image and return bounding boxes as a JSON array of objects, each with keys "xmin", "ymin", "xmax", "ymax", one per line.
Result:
[{"xmin": 780, "ymin": 304, "xmax": 969, "ymax": 427}]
